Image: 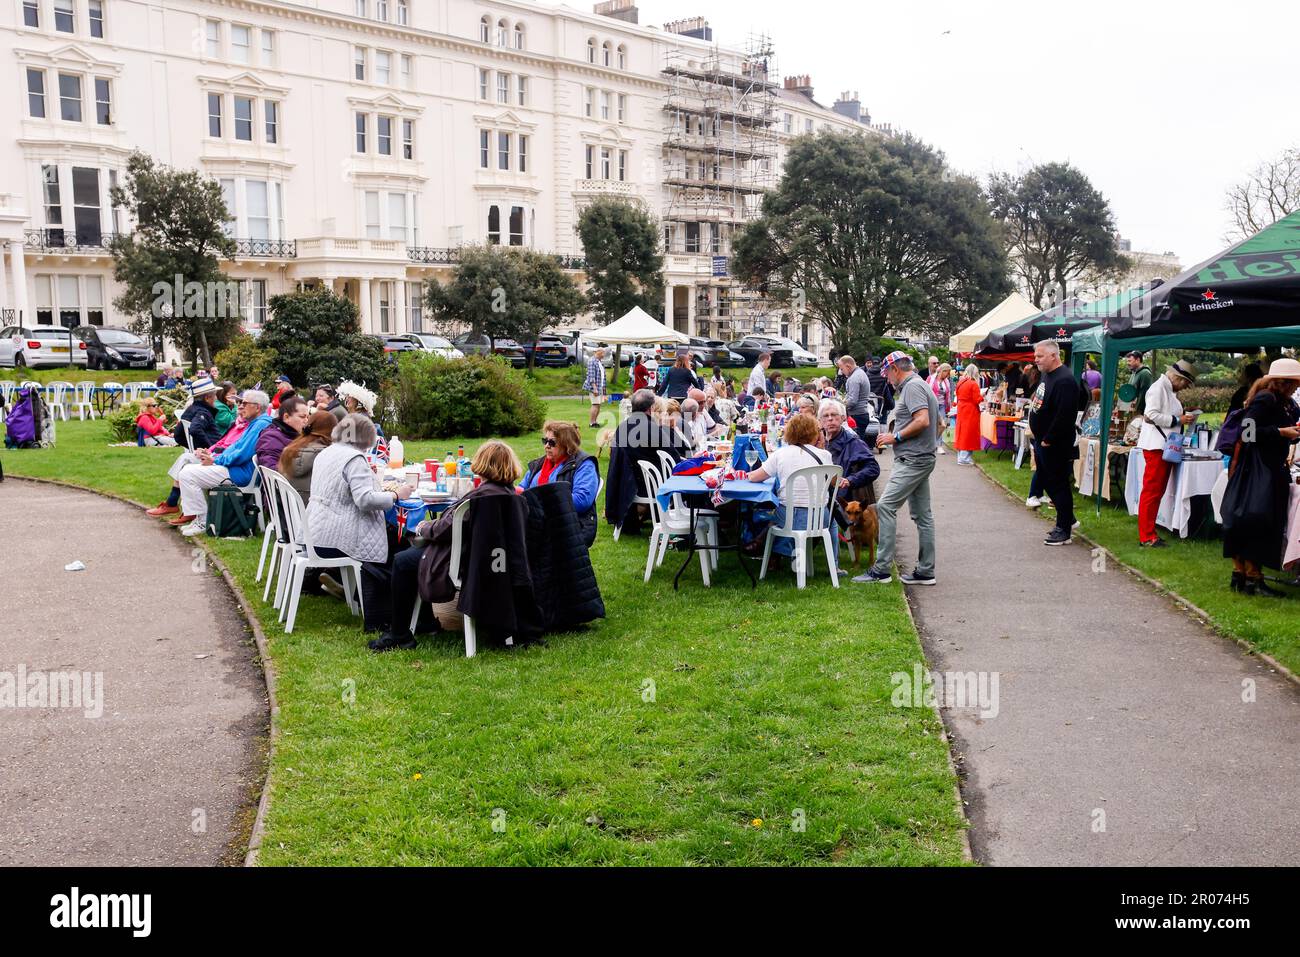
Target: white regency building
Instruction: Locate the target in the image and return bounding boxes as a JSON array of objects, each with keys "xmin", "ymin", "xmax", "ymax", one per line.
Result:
[{"xmin": 0, "ymin": 0, "xmax": 894, "ymax": 359}]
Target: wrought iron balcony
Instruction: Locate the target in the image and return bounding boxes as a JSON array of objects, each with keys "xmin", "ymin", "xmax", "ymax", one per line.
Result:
[
  {"xmin": 551, "ymin": 254, "xmax": 587, "ymax": 270},
  {"xmin": 229, "ymin": 238, "xmax": 297, "ymax": 259},
  {"xmin": 24, "ymin": 228, "xmax": 119, "ymax": 253},
  {"xmin": 407, "ymin": 246, "xmax": 460, "ymax": 265}
]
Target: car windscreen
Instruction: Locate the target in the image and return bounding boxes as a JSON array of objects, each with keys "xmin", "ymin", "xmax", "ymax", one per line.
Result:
[
  {"xmin": 416, "ymin": 335, "xmax": 453, "ymax": 349},
  {"xmin": 98, "ymin": 329, "xmax": 145, "ymax": 345}
]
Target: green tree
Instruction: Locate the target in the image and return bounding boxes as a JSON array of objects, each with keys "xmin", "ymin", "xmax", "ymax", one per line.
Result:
[
  {"xmin": 988, "ymin": 161, "xmax": 1126, "ymax": 308},
  {"xmin": 212, "ymin": 333, "xmax": 278, "ymax": 388},
  {"xmin": 259, "ymin": 287, "xmax": 389, "ymax": 389},
  {"xmin": 424, "ymin": 244, "xmax": 525, "ymax": 347},
  {"xmin": 107, "ymin": 152, "xmax": 238, "ymax": 370},
  {"xmin": 733, "ymin": 132, "xmax": 1009, "ymax": 360},
  {"xmin": 515, "ymin": 249, "xmax": 587, "ymax": 372},
  {"xmin": 575, "ymin": 197, "xmax": 664, "ymax": 323}
]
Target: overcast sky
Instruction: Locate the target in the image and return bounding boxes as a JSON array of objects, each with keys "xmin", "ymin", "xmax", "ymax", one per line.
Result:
[{"xmin": 623, "ymin": 0, "xmax": 1299, "ymax": 268}]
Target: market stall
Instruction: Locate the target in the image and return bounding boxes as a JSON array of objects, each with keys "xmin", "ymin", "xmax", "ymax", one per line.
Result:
[{"xmin": 949, "ymin": 292, "xmax": 1039, "ymax": 355}]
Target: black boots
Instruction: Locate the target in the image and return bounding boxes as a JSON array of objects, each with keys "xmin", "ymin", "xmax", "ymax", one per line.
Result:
[{"xmin": 1230, "ymin": 571, "xmax": 1246, "ymax": 593}]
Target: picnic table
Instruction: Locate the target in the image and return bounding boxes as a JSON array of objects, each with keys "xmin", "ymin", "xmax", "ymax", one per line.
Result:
[{"xmin": 655, "ymin": 474, "xmax": 779, "ymax": 589}]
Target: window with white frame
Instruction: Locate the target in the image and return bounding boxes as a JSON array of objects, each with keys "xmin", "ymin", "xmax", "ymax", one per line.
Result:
[
  {"xmin": 600, "ymin": 91, "xmax": 611, "ymax": 120},
  {"xmin": 587, "ymin": 38, "xmax": 595, "ymax": 63},
  {"xmin": 58, "ymin": 73, "xmax": 82, "ymax": 122},
  {"xmin": 497, "ymin": 72, "xmax": 510, "ymax": 104},
  {"xmin": 354, "ymin": 46, "xmax": 366, "ymax": 81},
  {"xmin": 42, "ymin": 166, "xmax": 63, "ymax": 240},
  {"xmin": 479, "ymin": 130, "xmax": 489, "ymax": 168},
  {"xmin": 497, "ymin": 131, "xmax": 510, "ymax": 170},
  {"xmin": 218, "ymin": 178, "xmax": 286, "ymax": 241},
  {"xmin": 805, "ymin": 118, "xmax": 813, "ymax": 133},
  {"xmin": 355, "ymin": 112, "xmax": 367, "ymax": 152},
  {"xmin": 230, "ymin": 24, "xmax": 251, "ymax": 63},
  {"xmin": 208, "ymin": 93, "xmax": 222, "ymax": 136},
  {"xmin": 782, "ymin": 113, "xmax": 792, "ymax": 134},
  {"xmin": 364, "ymin": 190, "xmax": 380, "ymax": 237},
  {"xmin": 89, "ymin": 0, "xmax": 104, "ymax": 37},
  {"xmin": 407, "ymin": 281, "xmax": 422, "ymax": 331},
  {"xmin": 496, "ymin": 19, "xmax": 507, "ymax": 46},
  {"xmin": 518, "ymin": 134, "xmax": 527, "ymax": 173},
  {"xmin": 264, "ymin": 100, "xmax": 278, "ymax": 143},
  {"xmin": 26, "ymin": 69, "xmax": 46, "ymax": 118},
  {"xmin": 355, "ymin": 0, "xmax": 367, "ymax": 16},
  {"xmin": 376, "ymin": 50, "xmax": 391, "ymax": 85},
  {"xmin": 238, "ymin": 279, "xmax": 267, "ymax": 326},
  {"xmin": 218, "ymin": 179, "xmax": 235, "ymax": 235},
  {"xmin": 478, "ymin": 69, "xmax": 488, "ymax": 100},
  {"xmin": 261, "ymin": 29, "xmax": 275, "ymax": 65},
  {"xmin": 479, "ymin": 15, "xmax": 489, "ymax": 42},
  {"xmin": 487, "ymin": 204, "xmax": 500, "ymax": 244},
  {"xmin": 94, "ymin": 78, "xmax": 110, "ymax": 125},
  {"xmin": 23, "ymin": 0, "xmax": 39, "ymax": 28},
  {"xmin": 377, "ymin": 115, "xmax": 393, "ymax": 155},
  {"xmin": 245, "ymin": 179, "xmax": 269, "ymax": 239},
  {"xmin": 397, "ymin": 0, "xmax": 408, "ymax": 25},
  {"xmin": 361, "ymin": 190, "xmax": 416, "ymax": 244},
  {"xmin": 378, "ymin": 281, "xmax": 392, "ymax": 332},
  {"xmin": 376, "ymin": 0, "xmax": 388, "ymax": 21},
  {"xmin": 233, "ymin": 96, "xmax": 253, "ymax": 140},
  {"xmin": 617, "ymin": 44, "xmax": 626, "ymax": 69},
  {"xmin": 617, "ymin": 93, "xmax": 626, "ymax": 123},
  {"xmin": 600, "ymin": 147, "xmax": 611, "ymax": 180},
  {"xmin": 584, "ymin": 145, "xmax": 593, "ymax": 179},
  {"xmin": 205, "ymin": 20, "xmax": 220, "ymax": 57},
  {"xmin": 34, "ymin": 275, "xmax": 106, "ymax": 327},
  {"xmin": 514, "ymin": 22, "xmax": 524, "ymax": 49},
  {"xmin": 387, "ymin": 193, "xmax": 406, "ymax": 241},
  {"xmin": 618, "ymin": 149, "xmax": 627, "ymax": 182},
  {"xmin": 402, "ymin": 119, "xmax": 414, "ymax": 159},
  {"xmin": 517, "ymin": 75, "xmax": 527, "ymax": 106},
  {"xmin": 54, "ymin": 0, "xmax": 74, "ymax": 33},
  {"xmin": 400, "ymin": 54, "xmax": 412, "ymax": 87},
  {"xmin": 602, "ymin": 41, "xmax": 611, "ymax": 67},
  {"xmin": 508, "ymin": 205, "xmax": 523, "ymax": 246},
  {"xmin": 584, "ymin": 87, "xmax": 593, "ymax": 118}
]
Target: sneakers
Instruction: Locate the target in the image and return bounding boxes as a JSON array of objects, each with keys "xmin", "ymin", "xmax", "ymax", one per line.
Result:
[
  {"xmin": 318, "ymin": 573, "xmax": 347, "ymax": 600},
  {"xmin": 1025, "ymin": 496, "xmax": 1043, "ymax": 508},
  {"xmin": 368, "ymin": 632, "xmax": 418, "ymax": 654},
  {"xmin": 167, "ymin": 513, "xmax": 197, "ymax": 527},
  {"xmin": 900, "ymin": 571, "xmax": 937, "ymax": 586},
  {"xmin": 852, "ymin": 569, "xmax": 893, "ymax": 584},
  {"xmin": 1139, "ymin": 538, "xmax": 1168, "ymax": 549},
  {"xmin": 1043, "ymin": 528, "xmax": 1072, "ymax": 546},
  {"xmin": 146, "ymin": 502, "xmax": 180, "ymax": 517},
  {"xmin": 180, "ymin": 521, "xmax": 207, "ymax": 537}
]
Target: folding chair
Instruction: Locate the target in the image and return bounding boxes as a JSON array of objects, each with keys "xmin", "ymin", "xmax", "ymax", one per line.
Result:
[
  {"xmin": 638, "ymin": 459, "xmax": 717, "ymax": 585},
  {"xmin": 759, "ymin": 464, "xmax": 843, "ymax": 589}
]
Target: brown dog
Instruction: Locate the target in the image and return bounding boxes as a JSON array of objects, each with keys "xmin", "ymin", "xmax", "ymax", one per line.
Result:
[{"xmin": 842, "ymin": 501, "xmax": 878, "ymax": 571}]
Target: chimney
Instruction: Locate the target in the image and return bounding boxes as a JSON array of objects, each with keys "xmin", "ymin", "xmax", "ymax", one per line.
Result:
[
  {"xmin": 783, "ymin": 74, "xmax": 814, "ymax": 100},
  {"xmin": 665, "ymin": 16, "xmax": 711, "ymax": 40},
  {"xmin": 594, "ymin": 0, "xmax": 639, "ymax": 24},
  {"xmin": 832, "ymin": 90, "xmax": 861, "ymax": 123}
]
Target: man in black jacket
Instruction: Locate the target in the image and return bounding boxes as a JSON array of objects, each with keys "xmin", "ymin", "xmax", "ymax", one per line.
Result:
[
  {"xmin": 605, "ymin": 389, "xmax": 688, "ymax": 535},
  {"xmin": 1028, "ymin": 341, "xmax": 1085, "ymax": 546}
]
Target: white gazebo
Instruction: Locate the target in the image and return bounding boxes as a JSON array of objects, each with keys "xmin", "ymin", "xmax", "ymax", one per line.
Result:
[
  {"xmin": 583, "ymin": 307, "xmax": 690, "ymax": 387},
  {"xmin": 948, "ymin": 292, "xmax": 1040, "ymax": 354}
]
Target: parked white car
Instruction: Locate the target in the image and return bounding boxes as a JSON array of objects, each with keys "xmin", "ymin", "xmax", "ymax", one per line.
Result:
[
  {"xmin": 406, "ymin": 333, "xmax": 465, "ymax": 359},
  {"xmin": 0, "ymin": 324, "xmax": 86, "ymax": 368}
]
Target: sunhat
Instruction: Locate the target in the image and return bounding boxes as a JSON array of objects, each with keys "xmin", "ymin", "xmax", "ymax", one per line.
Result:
[
  {"xmin": 189, "ymin": 375, "xmax": 221, "ymax": 398},
  {"xmin": 1168, "ymin": 359, "xmax": 1198, "ymax": 384},
  {"xmin": 1264, "ymin": 357, "xmax": 1300, "ymax": 381},
  {"xmin": 336, "ymin": 380, "xmax": 378, "ymax": 414}
]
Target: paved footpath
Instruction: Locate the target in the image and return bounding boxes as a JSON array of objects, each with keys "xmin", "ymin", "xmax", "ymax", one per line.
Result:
[
  {"xmin": 0, "ymin": 480, "xmax": 267, "ymax": 865},
  {"xmin": 886, "ymin": 452, "xmax": 1300, "ymax": 865}
]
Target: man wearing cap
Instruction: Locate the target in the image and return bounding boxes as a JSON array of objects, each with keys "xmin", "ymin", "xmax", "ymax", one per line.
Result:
[
  {"xmin": 1135, "ymin": 358, "xmax": 1198, "ymax": 548},
  {"xmin": 1126, "ymin": 351, "xmax": 1154, "ymax": 417},
  {"xmin": 853, "ymin": 351, "xmax": 940, "ymax": 586}
]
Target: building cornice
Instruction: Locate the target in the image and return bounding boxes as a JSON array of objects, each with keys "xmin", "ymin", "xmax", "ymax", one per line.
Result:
[{"xmin": 14, "ymin": 43, "xmax": 124, "ymax": 75}]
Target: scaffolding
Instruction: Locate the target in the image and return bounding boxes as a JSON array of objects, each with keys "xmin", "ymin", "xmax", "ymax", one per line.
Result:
[{"xmin": 661, "ymin": 32, "xmax": 778, "ymax": 341}]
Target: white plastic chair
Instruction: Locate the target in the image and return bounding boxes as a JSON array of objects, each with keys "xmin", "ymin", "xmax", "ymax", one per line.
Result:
[
  {"xmin": 235, "ymin": 468, "xmax": 265, "ymax": 532},
  {"xmin": 613, "ymin": 457, "xmax": 660, "ymax": 542},
  {"xmin": 45, "ymin": 381, "xmax": 72, "ymax": 421},
  {"xmin": 255, "ymin": 466, "xmax": 291, "ymax": 597},
  {"xmin": 72, "ymin": 381, "xmax": 97, "ymax": 420},
  {"xmin": 759, "ymin": 464, "xmax": 843, "ymax": 589},
  {"xmin": 129, "ymin": 382, "xmax": 153, "ymax": 404},
  {"xmin": 406, "ymin": 498, "xmax": 483, "ymax": 658},
  {"xmin": 638, "ymin": 459, "xmax": 718, "ymax": 586},
  {"xmin": 0, "ymin": 381, "xmax": 15, "ymax": 421},
  {"xmin": 276, "ymin": 486, "xmax": 364, "ymax": 634},
  {"xmin": 177, "ymin": 417, "xmax": 196, "ymax": 452}
]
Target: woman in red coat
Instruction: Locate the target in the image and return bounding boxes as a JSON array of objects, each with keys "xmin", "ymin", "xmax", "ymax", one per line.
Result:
[{"xmin": 953, "ymin": 363, "xmax": 984, "ymax": 465}]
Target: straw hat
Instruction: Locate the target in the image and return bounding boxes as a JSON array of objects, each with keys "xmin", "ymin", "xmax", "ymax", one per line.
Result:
[
  {"xmin": 1167, "ymin": 359, "xmax": 1198, "ymax": 384},
  {"xmin": 189, "ymin": 375, "xmax": 221, "ymax": 398},
  {"xmin": 1264, "ymin": 357, "xmax": 1300, "ymax": 381}
]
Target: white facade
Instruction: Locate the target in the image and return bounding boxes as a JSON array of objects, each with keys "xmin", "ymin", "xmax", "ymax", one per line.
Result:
[{"xmin": 0, "ymin": 0, "xmax": 887, "ymax": 359}]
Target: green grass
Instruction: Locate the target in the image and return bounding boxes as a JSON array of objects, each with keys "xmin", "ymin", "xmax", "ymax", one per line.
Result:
[
  {"xmin": 1, "ymin": 367, "xmax": 160, "ymax": 385},
  {"xmin": 975, "ymin": 451, "xmax": 1300, "ymax": 677},
  {"xmin": 1, "ymin": 410, "xmax": 968, "ymax": 865}
]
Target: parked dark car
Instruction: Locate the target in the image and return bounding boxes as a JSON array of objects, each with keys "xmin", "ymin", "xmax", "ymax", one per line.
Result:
[
  {"xmin": 451, "ymin": 332, "xmax": 528, "ymax": 367},
  {"xmin": 727, "ymin": 336, "xmax": 796, "ymax": 368},
  {"xmin": 72, "ymin": 325, "xmax": 156, "ymax": 370},
  {"xmin": 524, "ymin": 334, "xmax": 574, "ymax": 367},
  {"xmin": 687, "ymin": 336, "xmax": 746, "ymax": 367}
]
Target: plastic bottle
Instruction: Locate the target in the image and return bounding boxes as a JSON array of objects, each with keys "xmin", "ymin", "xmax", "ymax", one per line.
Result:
[
  {"xmin": 457, "ymin": 444, "xmax": 470, "ymax": 477},
  {"xmin": 389, "ymin": 435, "xmax": 405, "ymax": 469}
]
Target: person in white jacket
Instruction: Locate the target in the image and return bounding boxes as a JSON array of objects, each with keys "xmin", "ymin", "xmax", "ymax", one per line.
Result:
[{"xmin": 1136, "ymin": 359, "xmax": 1198, "ymax": 547}]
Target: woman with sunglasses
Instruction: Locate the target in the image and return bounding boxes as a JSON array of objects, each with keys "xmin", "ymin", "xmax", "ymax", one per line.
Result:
[
  {"xmin": 135, "ymin": 399, "xmax": 177, "ymax": 446},
  {"xmin": 519, "ymin": 421, "xmax": 601, "ymax": 547}
]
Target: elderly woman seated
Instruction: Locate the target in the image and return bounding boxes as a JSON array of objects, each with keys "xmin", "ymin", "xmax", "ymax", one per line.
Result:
[
  {"xmin": 519, "ymin": 420, "xmax": 600, "ymax": 546},
  {"xmin": 817, "ymin": 398, "xmax": 880, "ymax": 504},
  {"xmin": 745, "ymin": 412, "xmax": 839, "ymax": 573},
  {"xmin": 306, "ymin": 413, "xmax": 414, "ymax": 565},
  {"xmin": 135, "ymin": 398, "xmax": 176, "ymax": 446}
]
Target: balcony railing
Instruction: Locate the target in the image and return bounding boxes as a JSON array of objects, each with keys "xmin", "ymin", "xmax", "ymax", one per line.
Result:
[
  {"xmin": 24, "ymin": 228, "xmax": 119, "ymax": 253},
  {"xmin": 406, "ymin": 246, "xmax": 586, "ymax": 271},
  {"xmin": 229, "ymin": 238, "xmax": 297, "ymax": 259}
]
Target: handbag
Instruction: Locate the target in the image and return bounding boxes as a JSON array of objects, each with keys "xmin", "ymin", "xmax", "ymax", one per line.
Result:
[
  {"xmin": 206, "ymin": 481, "xmax": 259, "ymax": 537},
  {"xmin": 1161, "ymin": 426, "xmax": 1184, "ymax": 464}
]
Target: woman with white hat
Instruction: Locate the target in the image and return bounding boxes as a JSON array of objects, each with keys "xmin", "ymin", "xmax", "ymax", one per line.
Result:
[
  {"xmin": 332, "ymin": 380, "xmax": 388, "ymax": 464},
  {"xmin": 1136, "ymin": 358, "xmax": 1199, "ymax": 548},
  {"xmin": 1221, "ymin": 357, "xmax": 1300, "ymax": 596}
]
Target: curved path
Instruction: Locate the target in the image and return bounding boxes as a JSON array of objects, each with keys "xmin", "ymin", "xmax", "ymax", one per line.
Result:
[
  {"xmin": 891, "ymin": 452, "xmax": 1300, "ymax": 865},
  {"xmin": 0, "ymin": 480, "xmax": 267, "ymax": 865}
]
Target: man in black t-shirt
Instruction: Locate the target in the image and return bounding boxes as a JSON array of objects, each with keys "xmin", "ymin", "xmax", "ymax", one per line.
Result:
[{"xmin": 1027, "ymin": 341, "xmax": 1085, "ymax": 546}]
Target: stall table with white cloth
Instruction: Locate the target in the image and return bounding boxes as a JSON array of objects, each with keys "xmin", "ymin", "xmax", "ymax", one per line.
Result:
[{"xmin": 1123, "ymin": 449, "xmax": 1224, "ymax": 538}]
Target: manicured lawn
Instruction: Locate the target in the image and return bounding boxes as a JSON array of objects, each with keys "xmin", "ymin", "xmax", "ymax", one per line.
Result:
[
  {"xmin": 1, "ymin": 367, "xmax": 160, "ymax": 385},
  {"xmin": 975, "ymin": 451, "xmax": 1300, "ymax": 677},
  {"xmin": 2, "ymin": 412, "xmax": 968, "ymax": 865}
]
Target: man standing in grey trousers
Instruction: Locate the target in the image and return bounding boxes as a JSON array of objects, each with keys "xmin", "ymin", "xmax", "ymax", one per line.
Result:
[{"xmin": 853, "ymin": 351, "xmax": 940, "ymax": 586}]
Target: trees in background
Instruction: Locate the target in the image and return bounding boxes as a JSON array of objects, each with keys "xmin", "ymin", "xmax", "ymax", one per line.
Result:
[
  {"xmin": 733, "ymin": 131, "xmax": 1008, "ymax": 360},
  {"xmin": 258, "ymin": 287, "xmax": 388, "ymax": 388},
  {"xmin": 107, "ymin": 152, "xmax": 238, "ymax": 370},
  {"xmin": 575, "ymin": 197, "xmax": 663, "ymax": 323},
  {"xmin": 988, "ymin": 161, "xmax": 1126, "ymax": 308},
  {"xmin": 1224, "ymin": 146, "xmax": 1300, "ymax": 242}
]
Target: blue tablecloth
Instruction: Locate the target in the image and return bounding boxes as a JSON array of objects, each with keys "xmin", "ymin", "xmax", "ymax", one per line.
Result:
[
  {"xmin": 730, "ymin": 433, "xmax": 767, "ymax": 471},
  {"xmin": 656, "ymin": 476, "xmax": 778, "ymax": 512}
]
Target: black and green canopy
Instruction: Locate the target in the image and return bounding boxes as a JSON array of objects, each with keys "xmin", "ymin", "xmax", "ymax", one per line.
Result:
[{"xmin": 974, "ymin": 286, "xmax": 1151, "ymax": 357}]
